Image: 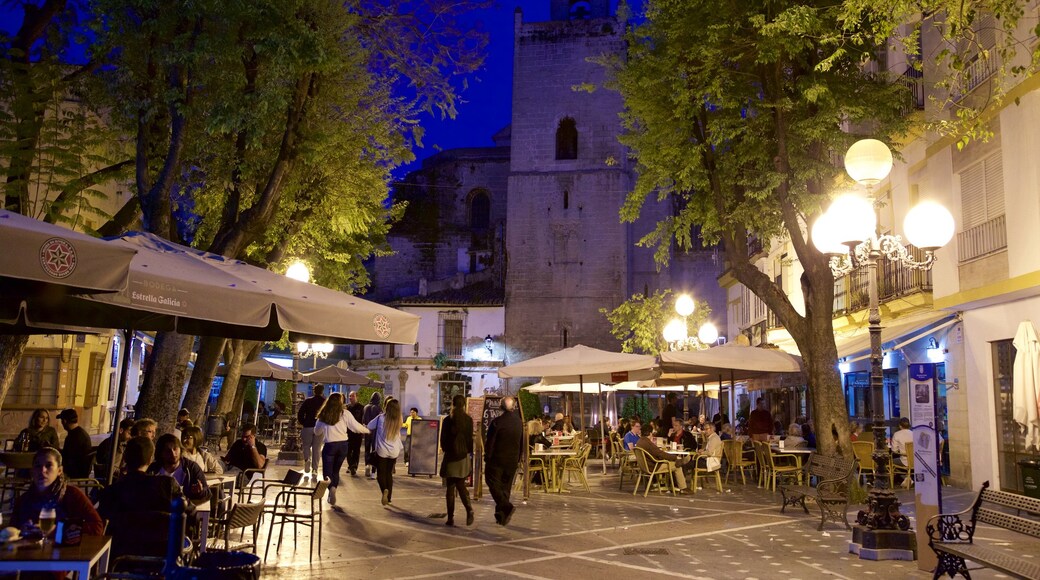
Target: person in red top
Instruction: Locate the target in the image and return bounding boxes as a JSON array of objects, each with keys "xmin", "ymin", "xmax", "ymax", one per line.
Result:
[
  {"xmin": 13, "ymin": 447, "xmax": 104, "ymax": 542},
  {"xmin": 747, "ymin": 397, "xmax": 774, "ymax": 442}
]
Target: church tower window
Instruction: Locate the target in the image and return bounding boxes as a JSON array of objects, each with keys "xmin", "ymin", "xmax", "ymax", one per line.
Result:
[
  {"xmin": 555, "ymin": 118, "xmax": 578, "ymax": 160},
  {"xmin": 469, "ymin": 189, "xmax": 490, "ymax": 231}
]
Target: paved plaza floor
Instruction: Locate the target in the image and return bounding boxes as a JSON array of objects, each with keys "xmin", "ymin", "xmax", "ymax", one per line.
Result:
[{"xmin": 256, "ymin": 459, "xmax": 1036, "ymax": 579}]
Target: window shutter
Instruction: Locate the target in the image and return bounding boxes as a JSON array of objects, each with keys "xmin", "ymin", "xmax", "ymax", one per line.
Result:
[
  {"xmin": 959, "ymin": 161, "xmax": 987, "ymax": 229},
  {"xmin": 984, "ymin": 152, "xmax": 1005, "ymax": 218}
]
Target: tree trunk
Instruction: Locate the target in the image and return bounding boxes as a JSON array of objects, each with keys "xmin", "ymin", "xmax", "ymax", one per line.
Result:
[
  {"xmin": 232, "ymin": 375, "xmax": 251, "ymax": 426},
  {"xmin": 0, "ymin": 335, "xmax": 29, "ymax": 413},
  {"xmin": 136, "ymin": 331, "xmax": 193, "ymax": 435},
  {"xmin": 182, "ymin": 336, "xmax": 226, "ymax": 424},
  {"xmin": 214, "ymin": 340, "xmax": 260, "ymax": 417}
]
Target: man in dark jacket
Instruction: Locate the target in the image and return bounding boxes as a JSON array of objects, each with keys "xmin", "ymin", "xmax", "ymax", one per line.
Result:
[
  {"xmin": 57, "ymin": 409, "xmax": 93, "ymax": 479},
  {"xmin": 362, "ymin": 392, "xmax": 383, "ymax": 478},
  {"xmin": 345, "ymin": 391, "xmax": 366, "ymax": 476},
  {"xmin": 297, "ymin": 384, "xmax": 326, "ymax": 474},
  {"xmin": 485, "ymin": 396, "xmax": 523, "ymax": 526},
  {"xmin": 148, "ymin": 433, "xmax": 210, "ymax": 504}
]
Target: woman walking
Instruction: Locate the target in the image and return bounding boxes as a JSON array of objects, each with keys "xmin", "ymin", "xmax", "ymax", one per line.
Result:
[
  {"xmin": 315, "ymin": 393, "xmax": 370, "ymax": 505},
  {"xmin": 366, "ymin": 398, "xmax": 403, "ymax": 506},
  {"xmin": 440, "ymin": 395, "xmax": 474, "ymax": 526}
]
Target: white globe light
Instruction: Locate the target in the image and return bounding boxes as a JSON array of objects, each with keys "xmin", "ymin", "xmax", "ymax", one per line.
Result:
[
  {"xmin": 674, "ymin": 294, "xmax": 695, "ymax": 317},
  {"xmin": 314, "ymin": 342, "xmax": 335, "ymax": 354},
  {"xmin": 811, "ymin": 210, "xmax": 848, "ymax": 256},
  {"xmin": 904, "ymin": 201, "xmax": 955, "ymax": 251},
  {"xmin": 286, "ymin": 260, "xmax": 310, "ymax": 283},
  {"xmin": 663, "ymin": 318, "xmax": 688, "ymax": 343},
  {"xmin": 296, "ymin": 341, "xmax": 310, "ymax": 354},
  {"xmin": 828, "ymin": 194, "xmax": 876, "ymax": 246},
  {"xmin": 697, "ymin": 322, "xmax": 719, "ymax": 345},
  {"xmin": 845, "ymin": 139, "xmax": 893, "ymax": 186}
]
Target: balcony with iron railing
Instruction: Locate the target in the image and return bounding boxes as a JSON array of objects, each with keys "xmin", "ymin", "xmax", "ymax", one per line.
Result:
[
  {"xmin": 832, "ymin": 244, "xmax": 933, "ymax": 315},
  {"xmin": 898, "ymin": 67, "xmax": 925, "ymax": 115},
  {"xmin": 957, "ymin": 214, "xmax": 1007, "ymax": 263}
]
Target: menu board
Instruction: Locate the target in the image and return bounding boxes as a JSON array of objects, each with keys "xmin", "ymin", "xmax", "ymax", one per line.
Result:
[
  {"xmin": 465, "ymin": 397, "xmax": 485, "ymax": 496},
  {"xmin": 407, "ymin": 417, "xmax": 442, "ymax": 477},
  {"xmin": 481, "ymin": 395, "xmax": 504, "ymax": 442}
]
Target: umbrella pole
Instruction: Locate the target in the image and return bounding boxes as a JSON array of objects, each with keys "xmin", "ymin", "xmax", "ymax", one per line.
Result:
[
  {"xmin": 107, "ymin": 328, "xmax": 134, "ymax": 486},
  {"xmin": 598, "ymin": 382, "xmax": 607, "ymax": 474},
  {"xmin": 578, "ymin": 375, "xmax": 585, "ymax": 432}
]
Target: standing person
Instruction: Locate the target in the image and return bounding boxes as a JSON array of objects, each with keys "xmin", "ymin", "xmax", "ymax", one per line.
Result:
[
  {"xmin": 660, "ymin": 393, "xmax": 678, "ymax": 437},
  {"xmin": 747, "ymin": 397, "xmax": 774, "ymax": 442},
  {"xmin": 314, "ymin": 393, "xmax": 370, "ymax": 505},
  {"xmin": 439, "ymin": 395, "xmax": 474, "ymax": 526},
  {"xmin": 16, "ymin": 408, "xmax": 60, "ymax": 452},
  {"xmin": 297, "ymin": 384, "xmax": 327, "ymax": 475},
  {"xmin": 345, "ymin": 391, "xmax": 365, "ymax": 476},
  {"xmin": 56, "ymin": 409, "xmax": 93, "ymax": 479},
  {"xmin": 366, "ymin": 398, "xmax": 403, "ymax": 506},
  {"xmin": 404, "ymin": 407, "xmax": 420, "ymax": 465},
  {"xmin": 484, "ymin": 396, "xmax": 523, "ymax": 526},
  {"xmin": 362, "ymin": 392, "xmax": 383, "ymax": 478}
]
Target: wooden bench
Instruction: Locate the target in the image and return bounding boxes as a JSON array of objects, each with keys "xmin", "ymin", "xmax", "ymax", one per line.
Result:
[
  {"xmin": 779, "ymin": 453, "xmax": 857, "ymax": 531},
  {"xmin": 927, "ymin": 481, "xmax": 1040, "ymax": 579}
]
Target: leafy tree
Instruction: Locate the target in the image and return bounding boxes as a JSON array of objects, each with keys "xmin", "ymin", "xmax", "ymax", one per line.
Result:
[
  {"xmin": 620, "ymin": 396, "xmax": 653, "ymax": 427},
  {"xmin": 517, "ymin": 385, "xmax": 541, "ymax": 423},
  {"xmin": 600, "ymin": 289, "xmax": 710, "ymax": 355},
  {"xmin": 87, "ymin": 0, "xmax": 489, "ymax": 431},
  {"xmin": 611, "ymin": 0, "xmax": 914, "ymax": 455}
]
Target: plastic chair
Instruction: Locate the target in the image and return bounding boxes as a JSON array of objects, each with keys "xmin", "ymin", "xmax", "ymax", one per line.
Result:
[
  {"xmin": 561, "ymin": 444, "xmax": 591, "ymax": 492},
  {"xmin": 692, "ymin": 446, "xmax": 724, "ymax": 493},
  {"xmin": 754, "ymin": 441, "xmax": 800, "ymax": 492},
  {"xmin": 525, "ymin": 452, "xmax": 549, "ymax": 493},
  {"xmin": 852, "ymin": 440, "xmax": 894, "ymax": 488},
  {"xmin": 618, "ymin": 450, "xmax": 638, "ymax": 490},
  {"xmin": 893, "ymin": 441, "xmax": 914, "ymax": 488},
  {"xmin": 207, "ymin": 502, "xmax": 264, "ymax": 553},
  {"xmin": 264, "ymin": 479, "xmax": 329, "ymax": 563},
  {"xmin": 723, "ymin": 440, "xmax": 756, "ymax": 485},
  {"xmin": 631, "ymin": 447, "xmax": 675, "ymax": 497}
]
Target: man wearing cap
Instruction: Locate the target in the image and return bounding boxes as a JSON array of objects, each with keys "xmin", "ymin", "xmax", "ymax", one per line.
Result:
[{"xmin": 57, "ymin": 409, "xmax": 93, "ymax": 479}]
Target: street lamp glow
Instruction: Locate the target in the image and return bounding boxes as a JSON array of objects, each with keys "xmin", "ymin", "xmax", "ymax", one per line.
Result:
[
  {"xmin": 674, "ymin": 294, "xmax": 695, "ymax": 317},
  {"xmin": 828, "ymin": 193, "xmax": 876, "ymax": 246},
  {"xmin": 811, "ymin": 211, "xmax": 848, "ymax": 256},
  {"xmin": 904, "ymin": 201, "xmax": 955, "ymax": 251},
  {"xmin": 697, "ymin": 322, "xmax": 719, "ymax": 345},
  {"xmin": 663, "ymin": 318, "xmax": 688, "ymax": 344},
  {"xmin": 286, "ymin": 260, "xmax": 310, "ymax": 283},
  {"xmin": 844, "ymin": 138, "xmax": 893, "ymax": 186}
]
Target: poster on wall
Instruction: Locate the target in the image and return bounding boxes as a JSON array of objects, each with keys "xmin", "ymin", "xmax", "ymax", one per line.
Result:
[{"xmin": 909, "ymin": 362, "xmax": 943, "ymax": 572}]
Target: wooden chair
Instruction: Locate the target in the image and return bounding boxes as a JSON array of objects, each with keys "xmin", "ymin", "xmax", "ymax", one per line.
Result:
[
  {"xmin": 631, "ymin": 447, "xmax": 675, "ymax": 497},
  {"xmin": 852, "ymin": 440, "xmax": 894, "ymax": 488},
  {"xmin": 723, "ymin": 440, "xmax": 755, "ymax": 485},
  {"xmin": 561, "ymin": 444, "xmax": 591, "ymax": 492},
  {"xmin": 893, "ymin": 441, "xmax": 914, "ymax": 488},
  {"xmin": 207, "ymin": 501, "xmax": 264, "ymax": 553},
  {"xmin": 264, "ymin": 479, "xmax": 328, "ymax": 563},
  {"xmin": 692, "ymin": 446, "xmax": 724, "ymax": 493}
]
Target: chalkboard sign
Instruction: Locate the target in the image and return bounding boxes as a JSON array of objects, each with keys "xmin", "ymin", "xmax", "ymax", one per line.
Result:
[
  {"xmin": 481, "ymin": 396, "xmax": 504, "ymax": 442},
  {"xmin": 406, "ymin": 417, "xmax": 442, "ymax": 477},
  {"xmin": 466, "ymin": 397, "xmax": 485, "ymax": 449}
]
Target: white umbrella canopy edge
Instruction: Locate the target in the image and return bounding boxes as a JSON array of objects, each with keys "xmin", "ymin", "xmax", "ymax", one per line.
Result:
[
  {"xmin": 659, "ymin": 344, "xmax": 803, "ymax": 380},
  {"xmin": 304, "ymin": 364, "xmax": 384, "ymax": 387},
  {"xmin": 218, "ymin": 358, "xmax": 300, "ymax": 381},
  {"xmin": 0, "ymin": 209, "xmax": 137, "ymax": 294},
  {"xmin": 1013, "ymin": 320, "xmax": 1040, "ymax": 450},
  {"xmin": 498, "ymin": 344, "xmax": 657, "ymax": 379}
]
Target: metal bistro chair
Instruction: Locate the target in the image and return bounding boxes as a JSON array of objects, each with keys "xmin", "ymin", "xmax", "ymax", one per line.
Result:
[
  {"xmin": 618, "ymin": 448, "xmax": 639, "ymax": 490},
  {"xmin": 207, "ymin": 501, "xmax": 265, "ymax": 554},
  {"xmin": 754, "ymin": 441, "xmax": 801, "ymax": 492},
  {"xmin": 525, "ymin": 449, "xmax": 549, "ymax": 493},
  {"xmin": 264, "ymin": 479, "xmax": 329, "ymax": 563},
  {"xmin": 723, "ymin": 440, "xmax": 756, "ymax": 485},
  {"xmin": 560, "ymin": 444, "xmax": 591, "ymax": 492},
  {"xmin": 852, "ymin": 440, "xmax": 894, "ymax": 488},
  {"xmin": 692, "ymin": 444, "xmax": 724, "ymax": 493},
  {"xmin": 631, "ymin": 447, "xmax": 676, "ymax": 497}
]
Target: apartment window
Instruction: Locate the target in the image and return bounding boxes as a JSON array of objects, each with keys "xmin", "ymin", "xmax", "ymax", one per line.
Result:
[
  {"xmin": 993, "ymin": 339, "xmax": 1031, "ymax": 492},
  {"xmin": 439, "ymin": 311, "xmax": 465, "ymax": 359},
  {"xmin": 957, "ymin": 151, "xmax": 1007, "ymax": 262},
  {"xmin": 9, "ymin": 352, "xmax": 76, "ymax": 408},
  {"xmin": 86, "ymin": 353, "xmax": 105, "ymax": 407}
]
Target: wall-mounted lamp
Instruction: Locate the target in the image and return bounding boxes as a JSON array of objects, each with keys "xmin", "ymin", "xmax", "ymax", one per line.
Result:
[
  {"xmin": 485, "ymin": 335, "xmax": 494, "ymax": 356},
  {"xmin": 926, "ymin": 336, "xmax": 946, "ymax": 362}
]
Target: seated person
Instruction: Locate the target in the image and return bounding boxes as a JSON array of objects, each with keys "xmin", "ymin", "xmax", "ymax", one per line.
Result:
[
  {"xmin": 13, "ymin": 448, "xmax": 104, "ymax": 544},
  {"xmin": 802, "ymin": 422, "xmax": 817, "ymax": 448},
  {"xmin": 696, "ymin": 422, "xmax": 724, "ymax": 471},
  {"xmin": 890, "ymin": 417, "xmax": 913, "ymax": 466},
  {"xmin": 131, "ymin": 418, "xmax": 157, "ymax": 440},
  {"xmin": 148, "ymin": 433, "xmax": 210, "ymax": 505},
  {"xmin": 622, "ymin": 420, "xmax": 642, "ymax": 450},
  {"xmin": 223, "ymin": 424, "xmax": 267, "ymax": 485},
  {"xmin": 635, "ymin": 426, "xmax": 691, "ymax": 493},
  {"xmin": 784, "ymin": 423, "xmax": 807, "ymax": 448},
  {"xmin": 668, "ymin": 417, "xmax": 697, "ymax": 451},
  {"xmin": 550, "ymin": 412, "xmax": 565, "ymax": 432},
  {"xmin": 16, "ymin": 408, "xmax": 60, "ymax": 452},
  {"xmin": 180, "ymin": 426, "xmax": 224, "ymax": 474},
  {"xmin": 97, "ymin": 417, "xmax": 136, "ymax": 475},
  {"xmin": 99, "ymin": 437, "xmax": 194, "ymax": 560},
  {"xmin": 720, "ymin": 423, "xmax": 735, "ymax": 441}
]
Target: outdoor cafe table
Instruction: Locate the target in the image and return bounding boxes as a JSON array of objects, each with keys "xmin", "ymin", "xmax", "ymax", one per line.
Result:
[
  {"xmin": 771, "ymin": 446, "xmax": 815, "ymax": 470},
  {"xmin": 0, "ymin": 534, "xmax": 112, "ymax": 578},
  {"xmin": 0, "ymin": 452, "xmax": 35, "ymax": 471},
  {"xmin": 531, "ymin": 448, "xmax": 577, "ymax": 493}
]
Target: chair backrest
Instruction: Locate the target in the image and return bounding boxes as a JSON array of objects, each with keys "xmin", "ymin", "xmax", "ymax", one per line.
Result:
[
  {"xmin": 723, "ymin": 440, "xmax": 743, "ymax": 465},
  {"xmin": 751, "ymin": 441, "xmax": 768, "ymax": 467},
  {"xmin": 904, "ymin": 441, "xmax": 914, "ymax": 470},
  {"xmin": 852, "ymin": 440, "xmax": 875, "ymax": 468},
  {"xmin": 226, "ymin": 502, "xmax": 265, "ymax": 532},
  {"xmin": 311, "ymin": 479, "xmax": 330, "ymax": 501},
  {"xmin": 631, "ymin": 446, "xmax": 652, "ymax": 474}
]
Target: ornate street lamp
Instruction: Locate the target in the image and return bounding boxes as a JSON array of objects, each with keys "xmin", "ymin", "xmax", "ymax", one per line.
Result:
[
  {"xmin": 812, "ymin": 139, "xmax": 953, "ymax": 542},
  {"xmin": 279, "ymin": 260, "xmax": 313, "ymax": 462},
  {"xmin": 663, "ymin": 293, "xmax": 722, "ymax": 420}
]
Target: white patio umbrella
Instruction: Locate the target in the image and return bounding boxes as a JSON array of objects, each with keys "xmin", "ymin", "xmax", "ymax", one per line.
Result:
[
  {"xmin": 501, "ymin": 345, "xmax": 658, "ymax": 477},
  {"xmin": 1013, "ymin": 320, "xmax": 1040, "ymax": 450},
  {"xmin": 304, "ymin": 364, "xmax": 384, "ymax": 387}
]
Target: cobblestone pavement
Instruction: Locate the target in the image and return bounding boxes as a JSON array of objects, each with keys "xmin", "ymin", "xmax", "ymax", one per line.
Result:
[{"xmin": 255, "ymin": 460, "xmax": 1036, "ymax": 579}]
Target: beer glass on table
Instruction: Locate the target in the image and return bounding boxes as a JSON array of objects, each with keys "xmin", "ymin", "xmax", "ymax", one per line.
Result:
[{"xmin": 39, "ymin": 508, "xmax": 56, "ymax": 546}]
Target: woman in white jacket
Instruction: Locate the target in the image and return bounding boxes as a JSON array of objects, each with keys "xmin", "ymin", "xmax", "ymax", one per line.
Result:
[
  {"xmin": 315, "ymin": 393, "xmax": 370, "ymax": 505},
  {"xmin": 367, "ymin": 398, "xmax": 403, "ymax": 506}
]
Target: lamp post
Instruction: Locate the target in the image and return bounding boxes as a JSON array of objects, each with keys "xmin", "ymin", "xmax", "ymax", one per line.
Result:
[
  {"xmin": 812, "ymin": 139, "xmax": 954, "ymax": 547},
  {"xmin": 279, "ymin": 260, "xmax": 312, "ymax": 463},
  {"xmin": 663, "ymin": 293, "xmax": 721, "ymax": 420}
]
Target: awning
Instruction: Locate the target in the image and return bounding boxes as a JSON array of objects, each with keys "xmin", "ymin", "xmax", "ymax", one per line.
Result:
[{"xmin": 836, "ymin": 311, "xmax": 957, "ymax": 361}]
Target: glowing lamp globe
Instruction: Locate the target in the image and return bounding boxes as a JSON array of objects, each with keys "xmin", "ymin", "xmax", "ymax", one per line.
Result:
[
  {"xmin": 828, "ymin": 194, "xmax": 876, "ymax": 246},
  {"xmin": 844, "ymin": 139, "xmax": 893, "ymax": 186},
  {"xmin": 286, "ymin": 261, "xmax": 311, "ymax": 283},
  {"xmin": 675, "ymin": 294, "xmax": 696, "ymax": 317},
  {"xmin": 811, "ymin": 211, "xmax": 848, "ymax": 256},
  {"xmin": 904, "ymin": 201, "xmax": 955, "ymax": 251},
  {"xmin": 663, "ymin": 318, "xmax": 688, "ymax": 343},
  {"xmin": 697, "ymin": 323, "xmax": 719, "ymax": 346}
]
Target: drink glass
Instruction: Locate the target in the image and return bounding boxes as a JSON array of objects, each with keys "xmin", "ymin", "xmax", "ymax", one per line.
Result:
[{"xmin": 39, "ymin": 508, "xmax": 56, "ymax": 546}]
